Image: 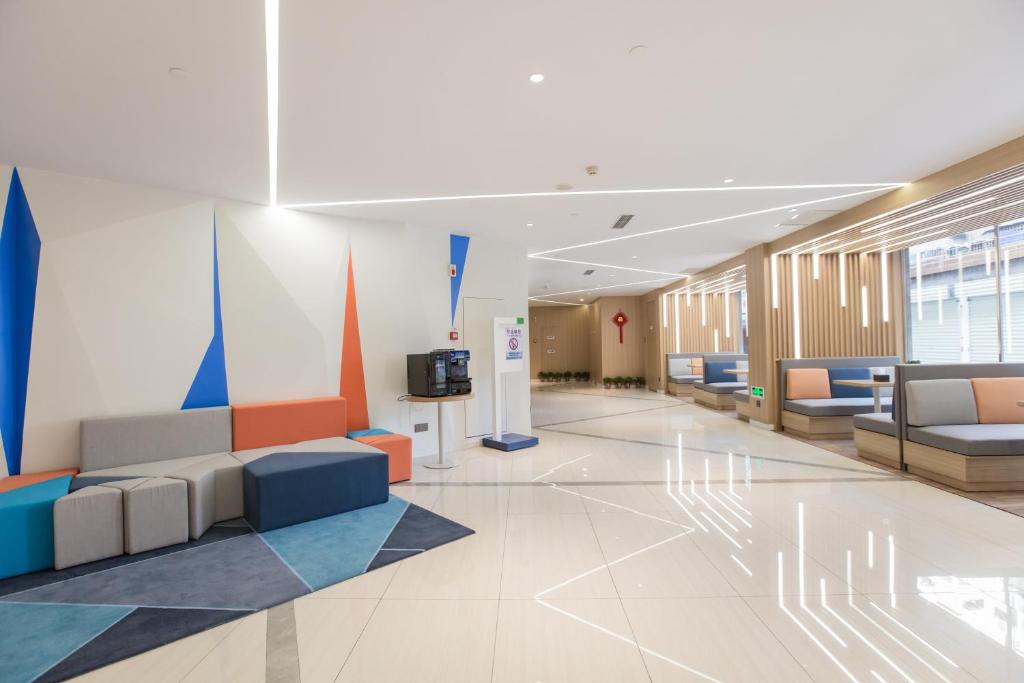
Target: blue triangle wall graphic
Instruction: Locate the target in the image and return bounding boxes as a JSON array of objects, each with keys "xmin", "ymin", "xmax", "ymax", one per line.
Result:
[
  {"xmin": 450, "ymin": 234, "xmax": 470, "ymax": 327},
  {"xmin": 182, "ymin": 217, "xmax": 228, "ymax": 410},
  {"xmin": 0, "ymin": 168, "xmax": 41, "ymax": 475}
]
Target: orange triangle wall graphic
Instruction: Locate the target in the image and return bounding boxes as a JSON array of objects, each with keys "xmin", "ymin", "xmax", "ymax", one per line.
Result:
[{"xmin": 340, "ymin": 247, "xmax": 370, "ymax": 431}]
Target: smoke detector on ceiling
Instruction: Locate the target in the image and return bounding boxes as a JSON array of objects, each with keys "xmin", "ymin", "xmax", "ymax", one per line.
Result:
[
  {"xmin": 556, "ymin": 183, "xmax": 573, "ymax": 191},
  {"xmin": 585, "ymin": 165, "xmax": 599, "ymax": 176}
]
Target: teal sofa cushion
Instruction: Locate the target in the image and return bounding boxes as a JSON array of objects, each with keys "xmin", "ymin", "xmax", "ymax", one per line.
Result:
[{"xmin": 0, "ymin": 475, "xmax": 72, "ymax": 579}]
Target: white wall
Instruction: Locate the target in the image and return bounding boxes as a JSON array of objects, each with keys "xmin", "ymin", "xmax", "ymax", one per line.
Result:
[{"xmin": 0, "ymin": 164, "xmax": 531, "ymax": 474}]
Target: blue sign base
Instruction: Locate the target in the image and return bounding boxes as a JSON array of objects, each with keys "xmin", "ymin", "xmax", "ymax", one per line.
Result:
[{"xmin": 483, "ymin": 433, "xmax": 539, "ymax": 452}]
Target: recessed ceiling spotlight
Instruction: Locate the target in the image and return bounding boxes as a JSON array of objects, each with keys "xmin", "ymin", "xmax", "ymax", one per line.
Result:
[
  {"xmin": 168, "ymin": 66, "xmax": 189, "ymax": 78},
  {"xmin": 579, "ymin": 298, "xmax": 585, "ymax": 302},
  {"xmin": 723, "ymin": 178, "xmax": 735, "ymax": 184},
  {"xmin": 529, "ymin": 73, "xmax": 545, "ymax": 83},
  {"xmin": 631, "ymin": 255, "xmax": 638, "ymax": 259},
  {"xmin": 526, "ymin": 222, "xmax": 534, "ymax": 227},
  {"xmin": 790, "ymin": 208, "xmax": 798, "ymax": 212}
]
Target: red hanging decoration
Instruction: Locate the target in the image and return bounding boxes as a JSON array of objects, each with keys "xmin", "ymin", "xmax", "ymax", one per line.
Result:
[{"xmin": 611, "ymin": 309, "xmax": 629, "ymax": 344}]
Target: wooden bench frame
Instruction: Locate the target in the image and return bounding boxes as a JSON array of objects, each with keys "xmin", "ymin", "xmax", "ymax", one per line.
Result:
[{"xmin": 853, "ymin": 427, "xmax": 900, "ymax": 468}]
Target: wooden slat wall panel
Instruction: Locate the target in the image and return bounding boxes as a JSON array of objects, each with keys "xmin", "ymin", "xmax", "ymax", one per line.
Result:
[
  {"xmin": 670, "ymin": 290, "xmax": 743, "ymax": 353},
  {"xmin": 746, "ymin": 250, "xmax": 905, "ymax": 426}
]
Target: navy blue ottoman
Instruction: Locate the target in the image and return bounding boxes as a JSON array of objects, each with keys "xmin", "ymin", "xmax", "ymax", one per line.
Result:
[{"xmin": 243, "ymin": 452, "xmax": 389, "ymax": 532}]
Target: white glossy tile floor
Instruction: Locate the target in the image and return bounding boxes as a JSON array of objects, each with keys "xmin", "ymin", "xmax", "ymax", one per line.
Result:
[{"xmin": 77, "ymin": 386, "xmax": 1024, "ymax": 682}]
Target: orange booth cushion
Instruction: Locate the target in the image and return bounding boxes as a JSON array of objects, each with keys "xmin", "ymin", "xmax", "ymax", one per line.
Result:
[
  {"xmin": 971, "ymin": 377, "xmax": 1024, "ymax": 424},
  {"xmin": 786, "ymin": 368, "xmax": 832, "ymax": 400},
  {"xmin": 232, "ymin": 397, "xmax": 348, "ymax": 451},
  {"xmin": 0, "ymin": 468, "xmax": 79, "ymax": 494},
  {"xmin": 354, "ymin": 434, "xmax": 412, "ymax": 484}
]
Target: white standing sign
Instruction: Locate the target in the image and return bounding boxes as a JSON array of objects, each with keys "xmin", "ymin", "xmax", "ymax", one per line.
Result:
[{"xmin": 491, "ymin": 317, "xmax": 524, "ymax": 439}]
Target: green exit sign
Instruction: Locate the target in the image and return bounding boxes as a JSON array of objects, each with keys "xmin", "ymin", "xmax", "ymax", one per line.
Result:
[
  {"xmin": 516, "ymin": 317, "xmax": 525, "ymax": 324},
  {"xmin": 751, "ymin": 386, "xmax": 765, "ymax": 398}
]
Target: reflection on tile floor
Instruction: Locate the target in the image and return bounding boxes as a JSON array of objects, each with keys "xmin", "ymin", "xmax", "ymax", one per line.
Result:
[{"xmin": 76, "ymin": 386, "xmax": 1024, "ymax": 682}]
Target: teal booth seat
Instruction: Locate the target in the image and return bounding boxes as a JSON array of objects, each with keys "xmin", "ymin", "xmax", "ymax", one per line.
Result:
[{"xmin": 0, "ymin": 475, "xmax": 72, "ymax": 579}]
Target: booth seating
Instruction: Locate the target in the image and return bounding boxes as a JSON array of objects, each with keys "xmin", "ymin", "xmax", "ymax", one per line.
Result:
[
  {"xmin": 665, "ymin": 353, "xmax": 704, "ymax": 396},
  {"xmin": 734, "ymin": 390, "xmax": 750, "ymax": 421},
  {"xmin": 897, "ymin": 364, "xmax": 1024, "ymax": 491},
  {"xmin": 852, "ymin": 413, "xmax": 900, "ymax": 467},
  {"xmin": 692, "ymin": 354, "xmax": 748, "ymax": 410},
  {"xmin": 779, "ymin": 356, "xmax": 898, "ymax": 439}
]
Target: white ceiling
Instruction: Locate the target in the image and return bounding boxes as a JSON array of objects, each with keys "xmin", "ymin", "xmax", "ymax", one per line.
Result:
[{"xmin": 2, "ymin": 0, "xmax": 1023, "ymax": 305}]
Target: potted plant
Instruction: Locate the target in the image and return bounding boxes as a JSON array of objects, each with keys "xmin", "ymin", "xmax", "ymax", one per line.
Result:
[
  {"xmin": 563, "ymin": 371, "xmax": 573, "ymax": 383},
  {"xmin": 582, "ymin": 371, "xmax": 591, "ymax": 383},
  {"xmin": 613, "ymin": 376, "xmax": 624, "ymax": 388},
  {"xmin": 603, "ymin": 376, "xmax": 612, "ymax": 389},
  {"xmin": 636, "ymin": 376, "xmax": 646, "ymax": 388}
]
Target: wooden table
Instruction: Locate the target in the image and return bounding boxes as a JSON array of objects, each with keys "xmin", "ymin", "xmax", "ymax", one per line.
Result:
[
  {"xmin": 405, "ymin": 394, "xmax": 474, "ymax": 469},
  {"xmin": 832, "ymin": 379, "xmax": 893, "ymax": 413}
]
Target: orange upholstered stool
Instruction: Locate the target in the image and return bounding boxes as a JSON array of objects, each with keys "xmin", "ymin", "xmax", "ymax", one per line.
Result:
[{"xmin": 353, "ymin": 434, "xmax": 412, "ymax": 483}]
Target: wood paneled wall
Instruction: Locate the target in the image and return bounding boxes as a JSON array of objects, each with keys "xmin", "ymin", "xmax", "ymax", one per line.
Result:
[
  {"xmin": 744, "ymin": 250, "xmax": 905, "ymax": 426},
  {"xmin": 528, "ymin": 305, "xmax": 595, "ymax": 378},
  {"xmin": 770, "ymin": 252, "xmax": 904, "ymax": 359},
  {"xmin": 666, "ymin": 290, "xmax": 743, "ymax": 354},
  {"xmin": 595, "ymin": 296, "xmax": 646, "ymax": 379}
]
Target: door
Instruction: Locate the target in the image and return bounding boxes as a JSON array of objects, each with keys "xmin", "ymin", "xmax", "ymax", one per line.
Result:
[
  {"xmin": 462, "ymin": 297, "xmax": 509, "ymax": 438},
  {"xmin": 645, "ymin": 299, "xmax": 660, "ymax": 391},
  {"xmin": 541, "ymin": 325, "xmax": 560, "ymax": 373}
]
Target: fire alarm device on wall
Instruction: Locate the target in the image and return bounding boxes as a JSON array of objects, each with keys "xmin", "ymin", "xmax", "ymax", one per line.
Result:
[
  {"xmin": 449, "ymin": 329, "xmax": 459, "ymax": 341},
  {"xmin": 449, "ymin": 264, "xmax": 457, "ymax": 277}
]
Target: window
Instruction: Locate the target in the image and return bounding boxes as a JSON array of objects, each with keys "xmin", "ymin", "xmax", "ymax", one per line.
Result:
[{"xmin": 906, "ymin": 220, "xmax": 1024, "ymax": 362}]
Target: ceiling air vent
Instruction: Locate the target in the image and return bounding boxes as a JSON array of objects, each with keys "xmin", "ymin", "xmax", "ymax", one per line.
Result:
[
  {"xmin": 583, "ymin": 269, "xmax": 595, "ymax": 275},
  {"xmin": 611, "ymin": 214, "xmax": 634, "ymax": 229}
]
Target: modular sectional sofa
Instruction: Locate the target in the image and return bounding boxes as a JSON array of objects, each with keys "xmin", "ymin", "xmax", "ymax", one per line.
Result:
[
  {"xmin": 692, "ymin": 354, "xmax": 748, "ymax": 410},
  {"xmin": 44, "ymin": 396, "xmax": 414, "ymax": 573},
  {"xmin": 897, "ymin": 363, "xmax": 1024, "ymax": 491},
  {"xmin": 779, "ymin": 356, "xmax": 898, "ymax": 439}
]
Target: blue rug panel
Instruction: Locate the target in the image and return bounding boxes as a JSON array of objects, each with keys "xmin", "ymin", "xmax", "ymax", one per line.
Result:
[
  {"xmin": 36, "ymin": 607, "xmax": 243, "ymax": 683},
  {"xmin": 3, "ymin": 534, "xmax": 308, "ymax": 610},
  {"xmin": 260, "ymin": 495, "xmax": 409, "ymax": 590},
  {"xmin": 0, "ymin": 602, "xmax": 131, "ymax": 683}
]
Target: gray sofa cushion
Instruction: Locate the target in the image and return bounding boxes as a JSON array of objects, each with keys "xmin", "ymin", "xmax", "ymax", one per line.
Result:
[
  {"xmin": 733, "ymin": 390, "xmax": 749, "ymax": 403},
  {"xmin": 81, "ymin": 407, "xmax": 232, "ymax": 472},
  {"xmin": 908, "ymin": 424, "xmax": 1024, "ymax": 456},
  {"xmin": 785, "ymin": 397, "xmax": 891, "ymax": 417},
  {"xmin": 905, "ymin": 379, "xmax": 978, "ymax": 427},
  {"xmin": 231, "ymin": 436, "xmax": 383, "ymax": 465},
  {"xmin": 667, "ymin": 358, "xmax": 693, "ymax": 376},
  {"xmin": 853, "ymin": 412, "xmax": 897, "ymax": 437},
  {"xmin": 668, "ymin": 374, "xmax": 701, "ymax": 384},
  {"xmin": 693, "ymin": 381, "xmax": 747, "ymax": 394}
]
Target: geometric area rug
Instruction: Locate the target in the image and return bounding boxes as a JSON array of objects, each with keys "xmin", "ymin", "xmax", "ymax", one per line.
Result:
[{"xmin": 0, "ymin": 496, "xmax": 473, "ymax": 682}]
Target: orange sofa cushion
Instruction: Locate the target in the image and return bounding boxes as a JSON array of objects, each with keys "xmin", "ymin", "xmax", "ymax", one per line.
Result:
[
  {"xmin": 786, "ymin": 368, "xmax": 832, "ymax": 400},
  {"xmin": 971, "ymin": 377, "xmax": 1024, "ymax": 424},
  {"xmin": 0, "ymin": 468, "xmax": 79, "ymax": 494},
  {"xmin": 232, "ymin": 397, "xmax": 348, "ymax": 451},
  {"xmin": 354, "ymin": 434, "xmax": 412, "ymax": 483}
]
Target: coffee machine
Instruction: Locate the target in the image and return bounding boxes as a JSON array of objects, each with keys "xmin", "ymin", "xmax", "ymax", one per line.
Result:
[{"xmin": 406, "ymin": 349, "xmax": 472, "ymax": 397}]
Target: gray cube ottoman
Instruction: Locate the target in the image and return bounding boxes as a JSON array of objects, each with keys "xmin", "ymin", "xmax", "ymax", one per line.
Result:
[
  {"xmin": 53, "ymin": 486, "xmax": 124, "ymax": 570},
  {"xmin": 100, "ymin": 477, "xmax": 189, "ymax": 554}
]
